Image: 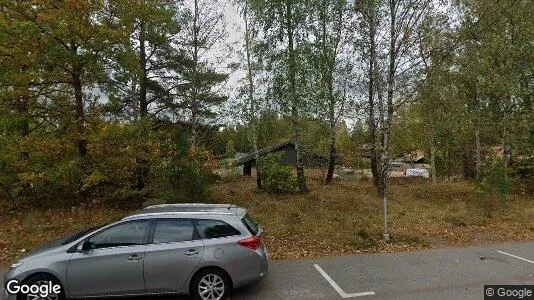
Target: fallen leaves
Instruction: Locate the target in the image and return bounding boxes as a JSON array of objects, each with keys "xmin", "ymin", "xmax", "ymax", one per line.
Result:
[{"xmin": 1, "ymin": 178, "xmax": 534, "ymax": 266}]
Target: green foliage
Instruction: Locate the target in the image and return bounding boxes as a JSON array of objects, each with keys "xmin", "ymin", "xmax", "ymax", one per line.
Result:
[
  {"xmin": 477, "ymin": 158, "xmax": 515, "ymax": 218},
  {"xmin": 0, "ymin": 0, "xmax": 533, "ymax": 210},
  {"xmin": 107, "ymin": 0, "xmax": 184, "ymax": 119},
  {"xmin": 0, "ymin": 119, "xmax": 158, "ymax": 207},
  {"xmin": 0, "ymin": 115, "xmax": 218, "ymax": 208},
  {"xmin": 162, "ymin": 132, "xmax": 213, "ymax": 203},
  {"xmin": 225, "ymin": 139, "xmax": 236, "ymax": 158},
  {"xmin": 260, "ymin": 153, "xmax": 298, "ymax": 194},
  {"xmin": 219, "ymin": 158, "xmax": 235, "ymax": 170}
]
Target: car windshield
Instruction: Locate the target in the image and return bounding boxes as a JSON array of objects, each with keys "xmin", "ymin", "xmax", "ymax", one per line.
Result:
[{"xmin": 61, "ymin": 224, "xmax": 105, "ymax": 245}]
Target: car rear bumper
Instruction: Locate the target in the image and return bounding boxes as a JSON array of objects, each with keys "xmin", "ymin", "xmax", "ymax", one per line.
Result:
[
  {"xmin": 260, "ymin": 257, "xmax": 268, "ymax": 279},
  {"xmin": 232, "ymin": 245, "xmax": 269, "ymax": 289}
]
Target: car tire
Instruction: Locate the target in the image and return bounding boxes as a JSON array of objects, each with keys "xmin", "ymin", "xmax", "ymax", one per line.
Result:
[
  {"xmin": 17, "ymin": 273, "xmax": 65, "ymax": 300},
  {"xmin": 191, "ymin": 268, "xmax": 231, "ymax": 300}
]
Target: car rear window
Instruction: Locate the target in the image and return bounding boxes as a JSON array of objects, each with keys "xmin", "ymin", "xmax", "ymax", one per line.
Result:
[
  {"xmin": 241, "ymin": 213, "xmax": 259, "ymax": 236},
  {"xmin": 195, "ymin": 219, "xmax": 240, "ymax": 239}
]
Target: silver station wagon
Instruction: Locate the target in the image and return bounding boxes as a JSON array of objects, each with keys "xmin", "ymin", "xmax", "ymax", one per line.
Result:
[{"xmin": 3, "ymin": 204, "xmax": 268, "ymax": 300}]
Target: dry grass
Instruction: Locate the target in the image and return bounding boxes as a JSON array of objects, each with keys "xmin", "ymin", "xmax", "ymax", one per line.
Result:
[
  {"xmin": 0, "ymin": 205, "xmax": 125, "ymax": 267},
  {"xmin": 1, "ymin": 176, "xmax": 534, "ymax": 266},
  {"xmin": 212, "ymin": 176, "xmax": 534, "ymax": 260}
]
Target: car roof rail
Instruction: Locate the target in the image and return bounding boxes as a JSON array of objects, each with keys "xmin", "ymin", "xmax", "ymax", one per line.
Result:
[
  {"xmin": 143, "ymin": 203, "xmax": 235, "ymax": 210},
  {"xmin": 123, "ymin": 211, "xmax": 235, "ymax": 220}
]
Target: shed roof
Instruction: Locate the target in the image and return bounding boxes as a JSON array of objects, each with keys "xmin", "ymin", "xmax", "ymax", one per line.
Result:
[
  {"xmin": 235, "ymin": 140, "xmax": 328, "ymax": 167},
  {"xmin": 235, "ymin": 140, "xmax": 296, "ymax": 166}
]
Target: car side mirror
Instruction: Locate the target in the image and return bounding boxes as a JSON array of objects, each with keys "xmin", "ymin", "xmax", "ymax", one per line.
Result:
[{"xmin": 77, "ymin": 240, "xmax": 93, "ymax": 252}]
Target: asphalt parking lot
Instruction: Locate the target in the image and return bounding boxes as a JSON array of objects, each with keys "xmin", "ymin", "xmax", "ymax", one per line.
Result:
[{"xmin": 2, "ymin": 242, "xmax": 534, "ymax": 299}]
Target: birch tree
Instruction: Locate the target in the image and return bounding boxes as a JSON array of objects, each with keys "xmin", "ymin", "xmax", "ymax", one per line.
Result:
[
  {"xmin": 249, "ymin": 0, "xmax": 310, "ymax": 192},
  {"xmin": 358, "ymin": 0, "xmax": 437, "ymax": 239},
  {"xmin": 309, "ymin": 0, "xmax": 349, "ymax": 184},
  {"xmin": 242, "ymin": 0, "xmax": 263, "ymax": 188}
]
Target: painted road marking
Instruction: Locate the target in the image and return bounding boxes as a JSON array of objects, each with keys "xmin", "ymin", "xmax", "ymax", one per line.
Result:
[
  {"xmin": 314, "ymin": 264, "xmax": 375, "ymax": 298},
  {"xmin": 497, "ymin": 250, "xmax": 534, "ymax": 264}
]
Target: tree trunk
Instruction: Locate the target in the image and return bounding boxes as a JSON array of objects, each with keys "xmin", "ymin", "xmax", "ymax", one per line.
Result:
[
  {"xmin": 502, "ymin": 95, "xmax": 511, "ymax": 171},
  {"xmin": 15, "ymin": 83, "xmax": 30, "ymax": 159},
  {"xmin": 72, "ymin": 61, "xmax": 87, "ymax": 157},
  {"xmin": 253, "ymin": 126, "xmax": 262, "ymax": 189},
  {"xmin": 325, "ymin": 72, "xmax": 337, "ymax": 184},
  {"xmin": 325, "ymin": 130, "xmax": 336, "ymax": 183},
  {"xmin": 447, "ymin": 148, "xmax": 451, "ymax": 180},
  {"xmin": 367, "ymin": 1, "xmax": 380, "ymax": 189},
  {"xmin": 244, "ymin": 2, "xmax": 262, "ymax": 189},
  {"xmin": 429, "ymin": 94, "xmax": 437, "ymax": 184},
  {"xmin": 324, "ymin": 3, "xmax": 338, "ymax": 184},
  {"xmin": 430, "ymin": 131, "xmax": 437, "ymax": 184},
  {"xmin": 286, "ymin": 0, "xmax": 307, "ymax": 192},
  {"xmin": 475, "ymin": 129, "xmax": 481, "ymax": 181},
  {"xmin": 190, "ymin": 0, "xmax": 200, "ymax": 146},
  {"xmin": 379, "ymin": 0, "xmax": 398, "ymax": 240},
  {"xmin": 139, "ymin": 21, "xmax": 148, "ymax": 118},
  {"xmin": 191, "ymin": 109, "xmax": 197, "ymax": 146},
  {"xmin": 17, "ymin": 93, "xmax": 29, "ymax": 138}
]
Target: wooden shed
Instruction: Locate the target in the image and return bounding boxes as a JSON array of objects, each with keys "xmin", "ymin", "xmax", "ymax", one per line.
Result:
[{"xmin": 235, "ymin": 140, "xmax": 328, "ymax": 176}]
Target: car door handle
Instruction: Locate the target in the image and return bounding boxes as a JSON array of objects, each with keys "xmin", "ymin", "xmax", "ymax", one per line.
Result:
[
  {"xmin": 184, "ymin": 249, "xmax": 200, "ymax": 256},
  {"xmin": 126, "ymin": 254, "xmax": 142, "ymax": 262}
]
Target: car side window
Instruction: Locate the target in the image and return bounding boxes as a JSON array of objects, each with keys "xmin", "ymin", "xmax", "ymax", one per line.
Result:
[
  {"xmin": 88, "ymin": 220, "xmax": 151, "ymax": 249},
  {"xmin": 153, "ymin": 219, "xmax": 195, "ymax": 244},
  {"xmin": 195, "ymin": 219, "xmax": 240, "ymax": 239}
]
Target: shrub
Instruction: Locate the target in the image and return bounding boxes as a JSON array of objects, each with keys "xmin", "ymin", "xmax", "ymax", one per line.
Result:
[
  {"xmin": 85, "ymin": 120, "xmax": 158, "ymax": 204},
  {"xmin": 219, "ymin": 158, "xmax": 235, "ymax": 169},
  {"xmin": 162, "ymin": 132, "xmax": 214, "ymax": 202},
  {"xmin": 477, "ymin": 157, "xmax": 515, "ymax": 218},
  {"xmin": 259, "ymin": 153, "xmax": 298, "ymax": 193},
  {"xmin": 4, "ymin": 135, "xmax": 84, "ymax": 207}
]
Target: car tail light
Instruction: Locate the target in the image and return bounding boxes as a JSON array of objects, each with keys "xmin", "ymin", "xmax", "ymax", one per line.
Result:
[{"xmin": 237, "ymin": 236, "xmax": 261, "ymax": 250}]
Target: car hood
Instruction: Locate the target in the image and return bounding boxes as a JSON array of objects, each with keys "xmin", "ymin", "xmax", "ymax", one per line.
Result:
[{"xmin": 20, "ymin": 234, "xmax": 70, "ymax": 260}]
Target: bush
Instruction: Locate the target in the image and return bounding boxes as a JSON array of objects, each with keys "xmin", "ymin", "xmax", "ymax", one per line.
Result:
[
  {"xmin": 259, "ymin": 153, "xmax": 298, "ymax": 193},
  {"xmin": 1, "ymin": 135, "xmax": 84, "ymax": 207},
  {"xmin": 219, "ymin": 158, "xmax": 235, "ymax": 169},
  {"xmin": 0, "ymin": 111, "xmax": 218, "ymax": 208},
  {"xmin": 477, "ymin": 157, "xmax": 515, "ymax": 218},
  {"xmin": 85, "ymin": 119, "xmax": 159, "ymax": 206},
  {"xmin": 162, "ymin": 132, "xmax": 214, "ymax": 202}
]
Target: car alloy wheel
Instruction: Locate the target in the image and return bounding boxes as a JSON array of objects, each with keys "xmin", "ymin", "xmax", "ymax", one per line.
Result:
[
  {"xmin": 197, "ymin": 274, "xmax": 225, "ymax": 300},
  {"xmin": 26, "ymin": 280, "xmax": 59, "ymax": 300}
]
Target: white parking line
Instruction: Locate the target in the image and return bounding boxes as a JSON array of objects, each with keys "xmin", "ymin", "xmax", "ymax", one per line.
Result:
[
  {"xmin": 314, "ymin": 264, "xmax": 375, "ymax": 298},
  {"xmin": 497, "ymin": 250, "xmax": 534, "ymax": 264}
]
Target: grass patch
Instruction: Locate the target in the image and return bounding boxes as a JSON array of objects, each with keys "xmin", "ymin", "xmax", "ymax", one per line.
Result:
[
  {"xmin": 350, "ymin": 229, "xmax": 379, "ymax": 249},
  {"xmin": 211, "ymin": 177, "xmax": 534, "ymax": 259},
  {"xmin": 445, "ymin": 216, "xmax": 467, "ymax": 227},
  {"xmin": 391, "ymin": 234, "xmax": 430, "ymax": 247},
  {"xmin": 1, "ymin": 177, "xmax": 534, "ymax": 265}
]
